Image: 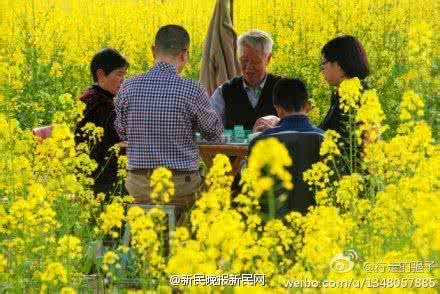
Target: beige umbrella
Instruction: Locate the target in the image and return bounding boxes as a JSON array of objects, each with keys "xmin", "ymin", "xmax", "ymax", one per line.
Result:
[{"xmin": 200, "ymin": 0, "xmax": 241, "ymax": 96}]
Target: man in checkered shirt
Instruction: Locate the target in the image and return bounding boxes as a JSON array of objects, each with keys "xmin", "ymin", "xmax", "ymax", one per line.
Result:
[{"xmin": 115, "ymin": 25, "xmax": 223, "ymax": 223}]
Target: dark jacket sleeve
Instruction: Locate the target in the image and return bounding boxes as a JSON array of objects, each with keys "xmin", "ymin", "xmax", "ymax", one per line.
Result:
[
  {"xmin": 101, "ymin": 105, "xmax": 121, "ymax": 147},
  {"xmin": 76, "ymin": 98, "xmax": 121, "ymax": 151}
]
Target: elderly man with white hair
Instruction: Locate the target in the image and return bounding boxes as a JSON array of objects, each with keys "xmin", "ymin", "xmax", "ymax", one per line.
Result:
[{"xmin": 210, "ymin": 29, "xmax": 281, "ymax": 131}]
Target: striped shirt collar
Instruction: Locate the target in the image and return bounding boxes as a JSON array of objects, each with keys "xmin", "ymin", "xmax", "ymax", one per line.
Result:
[{"xmin": 243, "ymin": 73, "xmax": 268, "ymax": 90}]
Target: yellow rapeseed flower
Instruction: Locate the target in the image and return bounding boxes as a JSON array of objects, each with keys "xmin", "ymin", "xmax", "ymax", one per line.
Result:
[
  {"xmin": 60, "ymin": 287, "xmax": 77, "ymax": 294},
  {"xmin": 205, "ymin": 154, "xmax": 233, "ymax": 191},
  {"xmin": 338, "ymin": 78, "xmax": 363, "ymax": 113},
  {"xmin": 97, "ymin": 202, "xmax": 124, "ymax": 237},
  {"xmin": 150, "ymin": 167, "xmax": 175, "ymax": 204},
  {"xmin": 303, "ymin": 162, "xmax": 333, "ymax": 190},
  {"xmin": 242, "ymin": 138, "xmax": 293, "ymax": 198},
  {"xmin": 319, "ymin": 130, "xmax": 341, "ymax": 161},
  {"xmin": 40, "ymin": 262, "xmax": 67, "ymax": 286},
  {"xmin": 356, "ymin": 89, "xmax": 387, "ymax": 144},
  {"xmin": 398, "ymin": 90, "xmax": 425, "ymax": 134},
  {"xmin": 334, "ymin": 173, "xmax": 363, "ymax": 210},
  {"xmin": 0, "ymin": 253, "xmax": 7, "ymax": 273},
  {"xmin": 49, "ymin": 62, "xmax": 63, "ymax": 78},
  {"xmin": 102, "ymin": 251, "xmax": 119, "ymax": 272},
  {"xmin": 57, "ymin": 235, "xmax": 82, "ymax": 260}
]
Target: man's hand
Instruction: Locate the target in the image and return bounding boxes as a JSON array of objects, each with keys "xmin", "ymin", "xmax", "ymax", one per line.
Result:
[{"xmin": 252, "ymin": 115, "xmax": 280, "ymax": 132}]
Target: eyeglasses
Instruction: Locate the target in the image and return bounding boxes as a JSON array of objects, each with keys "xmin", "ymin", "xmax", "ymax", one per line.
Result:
[{"xmin": 319, "ymin": 60, "xmax": 329, "ymax": 70}]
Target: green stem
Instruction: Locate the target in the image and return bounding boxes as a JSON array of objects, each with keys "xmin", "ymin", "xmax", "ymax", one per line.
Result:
[
  {"xmin": 267, "ymin": 189, "xmax": 276, "ymax": 221},
  {"xmin": 331, "ymin": 159, "xmax": 341, "ymax": 180},
  {"xmin": 348, "ymin": 113, "xmax": 354, "ymax": 174}
]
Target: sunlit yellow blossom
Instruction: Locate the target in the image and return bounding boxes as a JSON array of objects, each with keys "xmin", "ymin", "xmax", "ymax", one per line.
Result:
[
  {"xmin": 356, "ymin": 90, "xmax": 387, "ymax": 143},
  {"xmin": 261, "ymin": 220, "xmax": 294, "ymax": 255},
  {"xmin": 50, "ymin": 62, "xmax": 63, "ymax": 78},
  {"xmin": 117, "ymin": 155, "xmax": 128, "ymax": 184},
  {"xmin": 299, "ymin": 206, "xmax": 354, "ymax": 279},
  {"xmin": 369, "ymin": 184, "xmax": 414, "ymax": 238},
  {"xmin": 320, "ymin": 130, "xmax": 341, "ymax": 161},
  {"xmin": 97, "ymin": 203, "xmax": 124, "ymax": 237},
  {"xmin": 0, "ymin": 0, "xmax": 439, "ymax": 290},
  {"xmin": 0, "ymin": 253, "xmax": 7, "ymax": 273},
  {"xmin": 172, "ymin": 227, "xmax": 190, "ymax": 244},
  {"xmin": 407, "ymin": 21, "xmax": 433, "ymax": 82},
  {"xmin": 241, "ymin": 138, "xmax": 293, "ymax": 199},
  {"xmin": 57, "ymin": 235, "xmax": 82, "ymax": 260},
  {"xmin": 150, "ymin": 167, "xmax": 175, "ymax": 204},
  {"xmin": 204, "ymin": 154, "xmax": 233, "ymax": 191},
  {"xmin": 303, "ymin": 162, "xmax": 333, "ymax": 190},
  {"xmin": 312, "ymin": 189, "xmax": 331, "ymax": 206},
  {"xmin": 127, "ymin": 205, "xmax": 166, "ymax": 277},
  {"xmin": 102, "ymin": 251, "xmax": 119, "ymax": 272},
  {"xmin": 8, "ymin": 196, "xmax": 59, "ymax": 238},
  {"xmin": 338, "ymin": 78, "xmax": 363, "ymax": 113},
  {"xmin": 334, "ymin": 173, "xmax": 363, "ymax": 209},
  {"xmin": 40, "ymin": 262, "xmax": 67, "ymax": 286},
  {"xmin": 364, "ymin": 122, "xmax": 433, "ymax": 182},
  {"xmin": 79, "ymin": 122, "xmax": 104, "ymax": 146},
  {"xmin": 398, "ymin": 90, "xmax": 425, "ymax": 134},
  {"xmin": 60, "ymin": 287, "xmax": 77, "ymax": 294}
]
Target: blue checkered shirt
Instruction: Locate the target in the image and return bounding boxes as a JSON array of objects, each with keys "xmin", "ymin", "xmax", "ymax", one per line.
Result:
[{"xmin": 115, "ymin": 62, "xmax": 223, "ymax": 171}]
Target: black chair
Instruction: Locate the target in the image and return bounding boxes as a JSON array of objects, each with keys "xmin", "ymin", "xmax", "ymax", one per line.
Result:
[{"xmin": 249, "ymin": 131, "xmax": 323, "ymax": 216}]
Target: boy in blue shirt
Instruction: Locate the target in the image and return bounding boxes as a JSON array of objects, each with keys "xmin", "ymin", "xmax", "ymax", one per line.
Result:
[
  {"xmin": 255, "ymin": 78, "xmax": 323, "ymax": 138},
  {"xmin": 248, "ymin": 78, "xmax": 324, "ymax": 217}
]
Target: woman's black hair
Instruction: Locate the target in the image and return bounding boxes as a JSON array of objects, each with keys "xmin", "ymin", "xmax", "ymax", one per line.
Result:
[
  {"xmin": 90, "ymin": 48, "xmax": 129, "ymax": 82},
  {"xmin": 321, "ymin": 35, "xmax": 369, "ymax": 79}
]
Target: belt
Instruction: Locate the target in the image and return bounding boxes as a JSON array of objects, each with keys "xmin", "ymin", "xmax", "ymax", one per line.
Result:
[{"xmin": 129, "ymin": 169, "xmax": 198, "ymax": 175}]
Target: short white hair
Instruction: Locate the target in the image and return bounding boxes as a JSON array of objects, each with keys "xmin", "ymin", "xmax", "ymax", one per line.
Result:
[{"xmin": 237, "ymin": 29, "xmax": 273, "ymax": 55}]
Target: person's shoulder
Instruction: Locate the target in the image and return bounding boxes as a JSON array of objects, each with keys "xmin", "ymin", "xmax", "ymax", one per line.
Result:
[
  {"xmin": 222, "ymin": 75, "xmax": 243, "ymax": 88},
  {"xmin": 311, "ymin": 126, "xmax": 325, "ymax": 135},
  {"xmin": 79, "ymin": 86, "xmax": 97, "ymax": 102},
  {"xmin": 180, "ymin": 78, "xmax": 207, "ymax": 95},
  {"xmin": 249, "ymin": 127, "xmax": 280, "ymax": 150},
  {"xmin": 123, "ymin": 73, "xmax": 147, "ymax": 87},
  {"xmin": 316, "ymin": 126, "xmax": 325, "ymax": 134},
  {"xmin": 79, "ymin": 86, "xmax": 110, "ymax": 106},
  {"xmin": 180, "ymin": 77, "xmax": 202, "ymax": 88},
  {"xmin": 267, "ymin": 73, "xmax": 282, "ymax": 82},
  {"xmin": 211, "ymin": 85, "xmax": 223, "ymax": 97},
  {"xmin": 258, "ymin": 126, "xmax": 283, "ymax": 138},
  {"xmin": 116, "ymin": 74, "xmax": 149, "ymax": 96},
  {"xmin": 267, "ymin": 73, "xmax": 282, "ymax": 79},
  {"xmin": 263, "ymin": 73, "xmax": 282, "ymax": 90}
]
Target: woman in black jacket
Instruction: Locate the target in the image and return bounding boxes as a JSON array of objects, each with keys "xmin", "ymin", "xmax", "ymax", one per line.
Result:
[
  {"xmin": 318, "ymin": 36, "xmax": 369, "ymax": 172},
  {"xmin": 75, "ymin": 48, "xmax": 129, "ymax": 199},
  {"xmin": 318, "ymin": 35, "xmax": 369, "ymax": 137}
]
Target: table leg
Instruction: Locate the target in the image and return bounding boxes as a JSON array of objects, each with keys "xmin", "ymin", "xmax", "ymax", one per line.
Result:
[
  {"xmin": 230, "ymin": 156, "xmax": 244, "ymax": 177},
  {"xmin": 200, "ymin": 153, "xmax": 214, "ymax": 171}
]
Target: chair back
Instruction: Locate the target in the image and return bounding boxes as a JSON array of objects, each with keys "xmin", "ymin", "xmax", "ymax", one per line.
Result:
[{"xmin": 250, "ymin": 131, "xmax": 324, "ymax": 215}]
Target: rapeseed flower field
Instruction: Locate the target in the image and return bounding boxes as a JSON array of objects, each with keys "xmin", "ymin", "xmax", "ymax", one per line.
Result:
[{"xmin": 0, "ymin": 0, "xmax": 438, "ymax": 292}]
